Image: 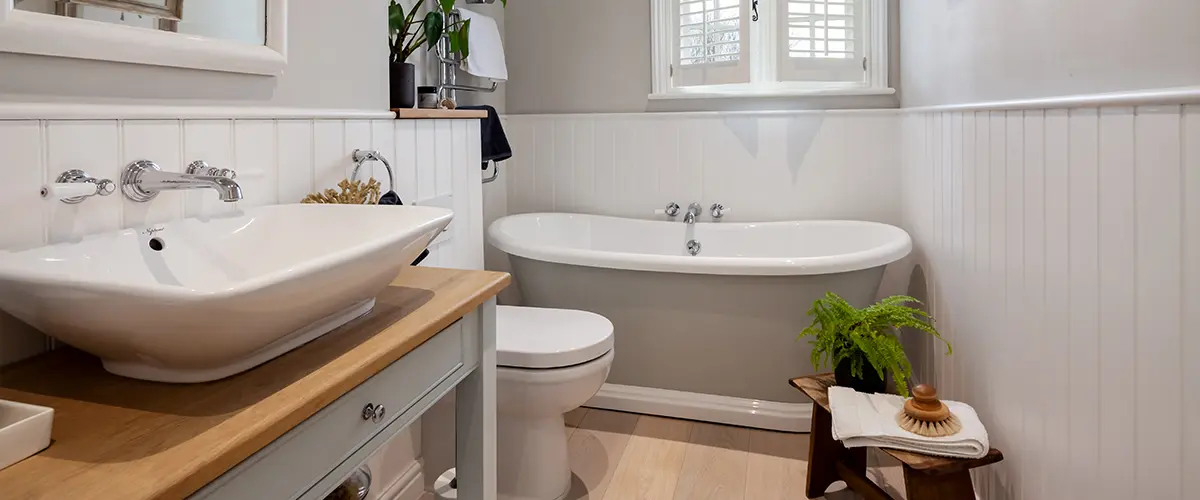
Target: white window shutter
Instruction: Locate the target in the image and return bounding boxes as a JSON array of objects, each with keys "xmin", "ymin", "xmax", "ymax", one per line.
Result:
[
  {"xmin": 672, "ymin": 0, "xmax": 752, "ymax": 87},
  {"xmin": 778, "ymin": 0, "xmax": 865, "ymax": 83}
]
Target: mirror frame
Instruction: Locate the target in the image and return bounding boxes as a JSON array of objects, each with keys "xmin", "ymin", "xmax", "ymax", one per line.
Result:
[{"xmin": 0, "ymin": 0, "xmax": 286, "ymax": 76}]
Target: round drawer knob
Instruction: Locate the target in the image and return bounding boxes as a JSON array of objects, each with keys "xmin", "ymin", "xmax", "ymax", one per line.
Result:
[{"xmin": 372, "ymin": 405, "xmax": 386, "ymax": 423}]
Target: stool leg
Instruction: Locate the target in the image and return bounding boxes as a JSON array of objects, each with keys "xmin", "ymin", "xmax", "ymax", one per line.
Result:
[
  {"xmin": 807, "ymin": 405, "xmax": 867, "ymax": 498},
  {"xmin": 903, "ymin": 466, "xmax": 976, "ymax": 500}
]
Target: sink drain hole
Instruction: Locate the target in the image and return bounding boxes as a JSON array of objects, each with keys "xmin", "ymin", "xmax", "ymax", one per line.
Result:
[{"xmin": 148, "ymin": 237, "xmax": 166, "ymax": 252}]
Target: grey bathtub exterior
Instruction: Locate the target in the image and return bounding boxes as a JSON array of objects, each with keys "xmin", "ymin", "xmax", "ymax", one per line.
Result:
[{"xmin": 509, "ymin": 255, "xmax": 886, "ymax": 405}]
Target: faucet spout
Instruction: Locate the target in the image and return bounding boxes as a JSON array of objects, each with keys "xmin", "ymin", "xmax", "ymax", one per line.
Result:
[
  {"xmin": 122, "ymin": 160, "xmax": 244, "ymax": 203},
  {"xmin": 684, "ymin": 202, "xmax": 702, "ymax": 224}
]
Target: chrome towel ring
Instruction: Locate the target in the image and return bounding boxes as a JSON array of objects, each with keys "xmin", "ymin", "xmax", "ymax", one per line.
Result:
[{"xmin": 351, "ymin": 149, "xmax": 395, "ymax": 192}]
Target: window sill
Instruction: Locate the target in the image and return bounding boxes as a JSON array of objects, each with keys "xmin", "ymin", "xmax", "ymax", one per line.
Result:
[{"xmin": 648, "ymin": 86, "xmax": 896, "ymax": 101}]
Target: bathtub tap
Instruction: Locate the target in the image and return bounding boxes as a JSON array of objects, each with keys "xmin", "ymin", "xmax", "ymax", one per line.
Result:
[{"xmin": 683, "ymin": 202, "xmax": 703, "ymax": 224}]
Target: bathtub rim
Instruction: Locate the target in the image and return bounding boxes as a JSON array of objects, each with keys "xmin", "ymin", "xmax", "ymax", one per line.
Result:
[{"xmin": 488, "ymin": 213, "xmax": 913, "ymax": 276}]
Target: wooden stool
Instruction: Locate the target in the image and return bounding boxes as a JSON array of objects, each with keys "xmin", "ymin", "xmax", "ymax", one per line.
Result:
[{"xmin": 790, "ymin": 374, "xmax": 1003, "ymax": 500}]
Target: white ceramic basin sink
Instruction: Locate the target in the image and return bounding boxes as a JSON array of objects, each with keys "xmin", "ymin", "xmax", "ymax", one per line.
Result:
[{"xmin": 0, "ymin": 204, "xmax": 453, "ymax": 383}]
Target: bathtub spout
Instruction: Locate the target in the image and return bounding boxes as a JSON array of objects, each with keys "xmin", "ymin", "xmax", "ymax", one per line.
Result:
[{"xmin": 684, "ymin": 202, "xmax": 702, "ymax": 224}]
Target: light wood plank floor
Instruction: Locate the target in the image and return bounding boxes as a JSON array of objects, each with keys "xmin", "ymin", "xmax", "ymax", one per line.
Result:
[
  {"xmin": 561, "ymin": 408, "xmax": 906, "ymax": 500},
  {"xmin": 420, "ymin": 408, "xmax": 905, "ymax": 500}
]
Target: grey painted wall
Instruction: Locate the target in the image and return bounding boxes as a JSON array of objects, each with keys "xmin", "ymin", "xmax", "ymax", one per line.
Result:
[
  {"xmin": 503, "ymin": 0, "xmax": 900, "ymax": 114},
  {"xmin": 899, "ymin": 0, "xmax": 1200, "ymax": 107},
  {"xmin": 0, "ymin": 0, "xmax": 390, "ymax": 109}
]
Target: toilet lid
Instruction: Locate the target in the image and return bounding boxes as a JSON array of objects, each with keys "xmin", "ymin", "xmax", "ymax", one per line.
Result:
[{"xmin": 496, "ymin": 306, "xmax": 614, "ymax": 369}]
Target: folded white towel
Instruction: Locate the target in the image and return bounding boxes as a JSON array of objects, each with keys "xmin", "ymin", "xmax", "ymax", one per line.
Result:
[
  {"xmin": 828, "ymin": 386, "xmax": 990, "ymax": 459},
  {"xmin": 457, "ymin": 8, "xmax": 507, "ymax": 82}
]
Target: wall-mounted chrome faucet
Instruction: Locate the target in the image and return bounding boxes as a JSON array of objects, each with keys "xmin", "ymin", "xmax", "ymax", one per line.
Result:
[
  {"xmin": 121, "ymin": 160, "xmax": 243, "ymax": 203},
  {"xmin": 710, "ymin": 203, "xmax": 728, "ymax": 219}
]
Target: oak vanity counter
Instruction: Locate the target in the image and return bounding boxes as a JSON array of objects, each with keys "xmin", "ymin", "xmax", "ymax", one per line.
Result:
[
  {"xmin": 0, "ymin": 267, "xmax": 510, "ymax": 500},
  {"xmin": 392, "ymin": 108, "xmax": 489, "ymax": 119}
]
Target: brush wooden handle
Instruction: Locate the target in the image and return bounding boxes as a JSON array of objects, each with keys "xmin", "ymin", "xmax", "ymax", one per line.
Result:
[{"xmin": 904, "ymin": 384, "xmax": 952, "ymax": 422}]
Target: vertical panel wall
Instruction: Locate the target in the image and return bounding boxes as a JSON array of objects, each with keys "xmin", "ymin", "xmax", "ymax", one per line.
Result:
[{"xmin": 901, "ymin": 104, "xmax": 1198, "ymax": 500}]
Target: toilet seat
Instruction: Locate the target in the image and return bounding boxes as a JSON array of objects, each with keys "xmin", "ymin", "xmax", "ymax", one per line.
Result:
[{"xmin": 496, "ymin": 306, "xmax": 614, "ymax": 369}]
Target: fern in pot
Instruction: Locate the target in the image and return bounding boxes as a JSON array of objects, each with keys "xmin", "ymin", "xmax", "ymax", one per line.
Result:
[{"xmin": 799, "ymin": 293, "xmax": 950, "ymax": 396}]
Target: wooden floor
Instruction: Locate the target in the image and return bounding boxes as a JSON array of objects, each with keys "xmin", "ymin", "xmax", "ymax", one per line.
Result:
[
  {"xmin": 420, "ymin": 408, "xmax": 905, "ymax": 500},
  {"xmin": 558, "ymin": 408, "xmax": 903, "ymax": 500}
]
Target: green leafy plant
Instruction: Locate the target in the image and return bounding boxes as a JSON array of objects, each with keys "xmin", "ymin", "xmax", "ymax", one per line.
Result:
[
  {"xmin": 388, "ymin": 0, "xmax": 506, "ymax": 64},
  {"xmin": 799, "ymin": 292, "xmax": 950, "ymax": 396}
]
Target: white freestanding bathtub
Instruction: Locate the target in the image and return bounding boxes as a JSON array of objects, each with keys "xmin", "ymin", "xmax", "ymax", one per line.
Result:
[{"xmin": 488, "ymin": 213, "xmax": 912, "ymax": 432}]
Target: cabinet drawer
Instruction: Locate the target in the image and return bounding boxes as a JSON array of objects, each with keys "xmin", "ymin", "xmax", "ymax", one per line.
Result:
[{"xmin": 194, "ymin": 321, "xmax": 466, "ymax": 500}]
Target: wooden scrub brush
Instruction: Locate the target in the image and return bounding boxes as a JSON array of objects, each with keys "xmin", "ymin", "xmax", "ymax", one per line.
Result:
[
  {"xmin": 301, "ymin": 178, "xmax": 383, "ymax": 205},
  {"xmin": 896, "ymin": 384, "xmax": 962, "ymax": 437}
]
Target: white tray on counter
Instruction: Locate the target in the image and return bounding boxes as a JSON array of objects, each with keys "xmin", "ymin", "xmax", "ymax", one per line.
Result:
[{"xmin": 0, "ymin": 399, "xmax": 53, "ymax": 471}]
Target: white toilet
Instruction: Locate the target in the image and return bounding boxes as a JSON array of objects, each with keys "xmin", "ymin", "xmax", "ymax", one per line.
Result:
[{"xmin": 495, "ymin": 305, "xmax": 614, "ymax": 500}]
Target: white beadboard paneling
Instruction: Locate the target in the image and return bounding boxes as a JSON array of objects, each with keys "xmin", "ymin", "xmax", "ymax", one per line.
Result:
[
  {"xmin": 901, "ymin": 103, "xmax": 1198, "ymax": 500},
  {"xmin": 0, "ymin": 121, "xmax": 45, "ymax": 249},
  {"xmin": 1185, "ymin": 105, "xmax": 1200, "ymax": 497},
  {"xmin": 371, "ymin": 120, "xmax": 398, "ymax": 193},
  {"xmin": 122, "ymin": 120, "xmax": 184, "ymax": 228},
  {"xmin": 463, "ymin": 119, "xmax": 485, "ymax": 270},
  {"xmin": 531, "ymin": 119, "xmax": 555, "ymax": 213},
  {"xmin": 392, "ymin": 121, "xmax": 418, "ymax": 203},
  {"xmin": 277, "ymin": 120, "xmax": 315, "ymax": 204},
  {"xmin": 415, "ymin": 121, "xmax": 438, "ymax": 202},
  {"xmin": 46, "ymin": 121, "xmax": 121, "ymax": 243},
  {"xmin": 506, "ymin": 119, "xmax": 535, "ymax": 215},
  {"xmin": 1019, "ymin": 108, "xmax": 1046, "ymax": 500},
  {"xmin": 572, "ymin": 120, "xmax": 596, "ymax": 213},
  {"xmin": 591, "ymin": 119, "xmax": 616, "ymax": 217},
  {"xmin": 1066, "ymin": 108, "xmax": 1100, "ymax": 500},
  {"xmin": 1133, "ymin": 105, "xmax": 1183, "ymax": 500},
  {"xmin": 183, "ymin": 120, "xmax": 237, "ymax": 218},
  {"xmin": 234, "ymin": 120, "xmax": 279, "ymax": 209},
  {"xmin": 958, "ymin": 111, "xmax": 975, "ymax": 403},
  {"xmin": 313, "ymin": 120, "xmax": 347, "ymax": 193},
  {"xmin": 1096, "ymin": 106, "xmax": 1136, "ymax": 500},
  {"xmin": 552, "ymin": 119, "xmax": 575, "ymax": 212},
  {"xmin": 1041, "ymin": 108, "xmax": 1072, "ymax": 500},
  {"xmin": 434, "ymin": 121, "xmax": 454, "ymax": 198},
  {"xmin": 1001, "ymin": 110, "xmax": 1024, "ymax": 494}
]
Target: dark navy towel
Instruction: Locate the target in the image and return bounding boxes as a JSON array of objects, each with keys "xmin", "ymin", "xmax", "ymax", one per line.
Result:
[{"xmin": 458, "ymin": 104, "xmax": 512, "ymax": 168}]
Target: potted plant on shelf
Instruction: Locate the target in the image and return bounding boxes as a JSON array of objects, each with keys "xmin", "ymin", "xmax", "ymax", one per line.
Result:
[
  {"xmin": 798, "ymin": 292, "xmax": 950, "ymax": 396},
  {"xmin": 388, "ymin": 0, "xmax": 504, "ymax": 109}
]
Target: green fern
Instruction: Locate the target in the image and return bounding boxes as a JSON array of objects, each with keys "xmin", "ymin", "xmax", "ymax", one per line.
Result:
[{"xmin": 798, "ymin": 292, "xmax": 950, "ymax": 396}]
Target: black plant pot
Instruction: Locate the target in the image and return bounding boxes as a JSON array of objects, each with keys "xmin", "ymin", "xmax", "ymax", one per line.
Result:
[
  {"xmin": 390, "ymin": 62, "xmax": 416, "ymax": 109},
  {"xmin": 834, "ymin": 358, "xmax": 886, "ymax": 394}
]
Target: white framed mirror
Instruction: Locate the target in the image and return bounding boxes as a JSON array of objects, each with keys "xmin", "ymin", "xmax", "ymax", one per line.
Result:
[{"xmin": 0, "ymin": 0, "xmax": 286, "ymax": 76}]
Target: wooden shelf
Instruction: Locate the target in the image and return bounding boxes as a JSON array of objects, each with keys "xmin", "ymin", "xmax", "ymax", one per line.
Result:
[
  {"xmin": 392, "ymin": 108, "xmax": 488, "ymax": 119},
  {"xmin": 0, "ymin": 267, "xmax": 510, "ymax": 500}
]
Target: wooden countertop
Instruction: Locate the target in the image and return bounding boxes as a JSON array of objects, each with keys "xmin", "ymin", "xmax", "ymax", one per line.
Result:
[
  {"xmin": 0, "ymin": 267, "xmax": 509, "ymax": 500},
  {"xmin": 392, "ymin": 108, "xmax": 488, "ymax": 119}
]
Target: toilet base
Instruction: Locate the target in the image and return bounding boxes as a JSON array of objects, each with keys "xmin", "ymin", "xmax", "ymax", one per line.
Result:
[{"xmin": 497, "ymin": 413, "xmax": 571, "ymax": 500}]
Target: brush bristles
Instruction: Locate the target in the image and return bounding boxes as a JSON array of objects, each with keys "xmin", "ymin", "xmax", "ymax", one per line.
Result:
[{"xmin": 896, "ymin": 412, "xmax": 962, "ymax": 438}]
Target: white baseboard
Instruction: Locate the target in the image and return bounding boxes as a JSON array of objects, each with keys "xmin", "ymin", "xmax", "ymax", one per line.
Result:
[
  {"xmin": 377, "ymin": 460, "xmax": 425, "ymax": 500},
  {"xmin": 586, "ymin": 383, "xmax": 812, "ymax": 433}
]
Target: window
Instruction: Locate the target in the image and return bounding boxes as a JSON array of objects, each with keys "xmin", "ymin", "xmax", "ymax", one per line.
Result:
[{"xmin": 650, "ymin": 0, "xmax": 889, "ymax": 98}]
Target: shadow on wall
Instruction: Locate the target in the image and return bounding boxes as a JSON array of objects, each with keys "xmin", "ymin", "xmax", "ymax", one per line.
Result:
[{"xmin": 899, "ymin": 264, "xmax": 935, "ymax": 387}]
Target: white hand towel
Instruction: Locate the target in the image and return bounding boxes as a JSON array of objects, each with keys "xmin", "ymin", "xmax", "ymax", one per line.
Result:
[
  {"xmin": 457, "ymin": 8, "xmax": 507, "ymax": 82},
  {"xmin": 828, "ymin": 386, "xmax": 990, "ymax": 459}
]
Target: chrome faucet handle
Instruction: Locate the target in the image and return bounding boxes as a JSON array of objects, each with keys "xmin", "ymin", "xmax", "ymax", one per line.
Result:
[
  {"xmin": 41, "ymin": 169, "xmax": 115, "ymax": 204},
  {"xmin": 187, "ymin": 160, "xmax": 237, "ymax": 180},
  {"xmin": 658, "ymin": 202, "xmax": 681, "ymax": 217},
  {"xmin": 710, "ymin": 203, "xmax": 729, "ymax": 219}
]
